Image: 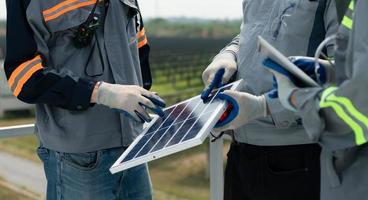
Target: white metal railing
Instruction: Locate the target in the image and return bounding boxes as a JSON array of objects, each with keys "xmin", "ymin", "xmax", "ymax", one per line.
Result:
[
  {"xmin": 0, "ymin": 124, "xmax": 226, "ymax": 200},
  {"xmin": 0, "ymin": 124, "xmax": 35, "ymax": 138}
]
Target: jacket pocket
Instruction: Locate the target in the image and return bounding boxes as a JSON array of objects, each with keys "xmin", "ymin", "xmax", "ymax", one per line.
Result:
[
  {"xmin": 324, "ymin": 150, "xmax": 341, "ymax": 187},
  {"xmin": 271, "ymin": 0, "xmax": 298, "ymax": 39},
  {"xmin": 273, "ymin": 0, "xmax": 319, "ymax": 40},
  {"xmin": 265, "ymin": 145, "xmax": 318, "ymax": 175}
]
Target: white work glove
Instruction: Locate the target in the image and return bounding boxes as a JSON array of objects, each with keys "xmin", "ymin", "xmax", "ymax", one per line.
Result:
[
  {"xmin": 214, "ymin": 90, "xmax": 268, "ymax": 133},
  {"xmin": 201, "ymin": 52, "xmax": 237, "ymax": 100},
  {"xmin": 270, "ymin": 71, "xmax": 298, "ymax": 112},
  {"xmin": 96, "ymin": 82, "xmax": 166, "ymax": 123},
  {"xmin": 202, "ymin": 52, "xmax": 237, "ymax": 86},
  {"xmin": 262, "ymin": 58, "xmax": 300, "ymax": 111}
]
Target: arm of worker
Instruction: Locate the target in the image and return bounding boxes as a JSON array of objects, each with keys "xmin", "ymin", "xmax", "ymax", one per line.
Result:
[
  {"xmin": 5, "ymin": 0, "xmax": 166, "ymax": 122},
  {"xmin": 5, "ymin": 0, "xmax": 95, "ymax": 111},
  {"xmin": 264, "ymin": 13, "xmax": 368, "ymax": 150},
  {"xmin": 293, "ymin": 4, "xmax": 368, "ymax": 150},
  {"xmin": 263, "ymin": 0, "xmax": 339, "ymax": 129},
  {"xmin": 201, "ymin": 35, "xmax": 239, "ymax": 100}
]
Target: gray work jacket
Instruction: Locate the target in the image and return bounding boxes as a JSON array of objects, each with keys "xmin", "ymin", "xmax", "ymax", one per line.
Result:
[
  {"xmin": 27, "ymin": 0, "xmax": 144, "ymax": 153},
  {"xmin": 218, "ymin": 0, "xmax": 338, "ymax": 145},
  {"xmin": 293, "ymin": 0, "xmax": 368, "ymax": 199}
]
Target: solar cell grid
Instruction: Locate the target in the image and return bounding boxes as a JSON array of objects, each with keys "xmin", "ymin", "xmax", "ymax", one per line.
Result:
[
  {"xmin": 111, "ymin": 80, "xmax": 242, "ymax": 173},
  {"xmin": 129, "ymin": 98, "xmax": 202, "ymax": 160}
]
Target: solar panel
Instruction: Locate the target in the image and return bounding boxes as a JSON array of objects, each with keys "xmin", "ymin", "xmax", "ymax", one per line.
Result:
[{"xmin": 110, "ymin": 80, "xmax": 243, "ymax": 174}]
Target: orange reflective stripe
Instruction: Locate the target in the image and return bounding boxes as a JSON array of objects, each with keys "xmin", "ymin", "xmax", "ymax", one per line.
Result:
[
  {"xmin": 13, "ymin": 63, "xmax": 44, "ymax": 97},
  {"xmin": 8, "ymin": 55, "xmax": 41, "ymax": 88},
  {"xmin": 137, "ymin": 28, "xmax": 146, "ymax": 39},
  {"xmin": 138, "ymin": 37, "xmax": 148, "ymax": 48},
  {"xmin": 44, "ymin": 0, "xmax": 96, "ymax": 22},
  {"xmin": 42, "ymin": 0, "xmax": 79, "ymax": 15}
]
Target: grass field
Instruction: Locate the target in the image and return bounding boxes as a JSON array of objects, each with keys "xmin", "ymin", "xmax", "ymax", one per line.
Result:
[
  {"xmin": 0, "ymin": 134, "xmax": 221, "ymax": 199},
  {"xmin": 0, "ymin": 184, "xmax": 33, "ymax": 200},
  {"xmin": 0, "ymin": 175, "xmax": 35, "ymax": 200},
  {"xmin": 0, "ymin": 118, "xmax": 230, "ymax": 200}
]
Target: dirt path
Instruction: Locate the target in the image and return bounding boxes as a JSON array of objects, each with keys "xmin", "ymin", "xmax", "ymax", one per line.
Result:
[{"xmin": 0, "ymin": 151, "xmax": 45, "ymax": 198}]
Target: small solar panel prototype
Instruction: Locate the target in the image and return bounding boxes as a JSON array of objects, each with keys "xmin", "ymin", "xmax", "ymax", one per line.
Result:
[{"xmin": 110, "ymin": 80, "xmax": 243, "ymax": 174}]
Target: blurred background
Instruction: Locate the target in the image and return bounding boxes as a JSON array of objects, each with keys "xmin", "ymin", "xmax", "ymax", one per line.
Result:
[{"xmin": 0, "ymin": 1, "xmax": 241, "ymax": 199}]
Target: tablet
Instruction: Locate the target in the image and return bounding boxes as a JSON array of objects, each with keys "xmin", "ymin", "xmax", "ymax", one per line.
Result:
[{"xmin": 258, "ymin": 36, "xmax": 319, "ymax": 87}]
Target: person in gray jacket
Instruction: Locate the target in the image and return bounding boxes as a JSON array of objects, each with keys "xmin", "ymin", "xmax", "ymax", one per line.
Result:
[
  {"xmin": 5, "ymin": 0, "xmax": 166, "ymax": 199},
  {"xmin": 201, "ymin": 0, "xmax": 338, "ymax": 199},
  {"xmin": 264, "ymin": 0, "xmax": 368, "ymax": 199}
]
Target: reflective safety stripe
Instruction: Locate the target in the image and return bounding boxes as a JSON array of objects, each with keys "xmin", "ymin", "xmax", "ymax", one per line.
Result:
[
  {"xmin": 43, "ymin": 0, "xmax": 80, "ymax": 15},
  {"xmin": 320, "ymin": 100, "xmax": 365, "ymax": 145},
  {"xmin": 8, "ymin": 55, "xmax": 41, "ymax": 88},
  {"xmin": 341, "ymin": 0, "xmax": 354, "ymax": 30},
  {"xmin": 8, "ymin": 56, "xmax": 44, "ymax": 97},
  {"xmin": 342, "ymin": 15, "xmax": 353, "ymax": 29},
  {"xmin": 137, "ymin": 28, "xmax": 146, "ymax": 39},
  {"xmin": 137, "ymin": 28, "xmax": 148, "ymax": 48},
  {"xmin": 320, "ymin": 87, "xmax": 368, "ymax": 145},
  {"xmin": 348, "ymin": 0, "xmax": 354, "ymax": 11},
  {"xmin": 13, "ymin": 63, "xmax": 43, "ymax": 97},
  {"xmin": 138, "ymin": 37, "xmax": 148, "ymax": 48},
  {"xmin": 43, "ymin": 0, "xmax": 96, "ymax": 22}
]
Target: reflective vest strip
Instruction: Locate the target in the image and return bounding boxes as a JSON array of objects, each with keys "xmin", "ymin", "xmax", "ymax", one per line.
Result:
[
  {"xmin": 320, "ymin": 87, "xmax": 368, "ymax": 145},
  {"xmin": 342, "ymin": 15, "xmax": 353, "ymax": 30}
]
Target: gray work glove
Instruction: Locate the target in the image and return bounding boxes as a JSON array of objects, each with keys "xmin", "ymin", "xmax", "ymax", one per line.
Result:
[{"xmin": 96, "ymin": 82, "xmax": 166, "ymax": 123}]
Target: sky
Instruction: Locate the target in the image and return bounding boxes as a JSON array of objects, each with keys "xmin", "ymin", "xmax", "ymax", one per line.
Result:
[{"xmin": 0, "ymin": 0, "xmax": 243, "ymax": 20}]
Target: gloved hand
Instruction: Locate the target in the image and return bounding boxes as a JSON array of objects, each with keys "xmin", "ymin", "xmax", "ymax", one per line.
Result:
[
  {"xmin": 265, "ymin": 56, "xmax": 334, "ymax": 107},
  {"xmin": 96, "ymin": 82, "xmax": 166, "ymax": 123},
  {"xmin": 214, "ymin": 90, "xmax": 267, "ymax": 132},
  {"xmin": 201, "ymin": 52, "xmax": 237, "ymax": 100},
  {"xmin": 289, "ymin": 56, "xmax": 335, "ymax": 85},
  {"xmin": 262, "ymin": 58, "xmax": 300, "ymax": 111}
]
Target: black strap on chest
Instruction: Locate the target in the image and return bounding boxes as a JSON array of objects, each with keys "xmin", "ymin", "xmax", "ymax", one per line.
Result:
[{"xmin": 307, "ymin": 0, "xmax": 328, "ymax": 57}]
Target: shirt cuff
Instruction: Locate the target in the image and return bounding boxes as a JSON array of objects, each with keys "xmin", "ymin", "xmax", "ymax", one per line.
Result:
[
  {"xmin": 265, "ymin": 91, "xmax": 302, "ymax": 128},
  {"xmin": 70, "ymin": 79, "xmax": 96, "ymax": 110}
]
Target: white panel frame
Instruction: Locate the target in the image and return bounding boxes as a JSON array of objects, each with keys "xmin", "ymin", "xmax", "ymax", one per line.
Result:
[{"xmin": 110, "ymin": 80, "xmax": 243, "ymax": 174}]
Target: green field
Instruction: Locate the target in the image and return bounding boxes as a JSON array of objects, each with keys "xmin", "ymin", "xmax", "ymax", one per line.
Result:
[{"xmin": 0, "ymin": 184, "xmax": 33, "ymax": 200}]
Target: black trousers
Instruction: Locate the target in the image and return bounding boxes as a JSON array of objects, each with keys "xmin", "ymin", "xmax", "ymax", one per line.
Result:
[{"xmin": 224, "ymin": 142, "xmax": 321, "ymax": 200}]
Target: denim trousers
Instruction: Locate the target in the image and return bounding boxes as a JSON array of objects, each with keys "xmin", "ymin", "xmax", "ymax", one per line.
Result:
[{"xmin": 37, "ymin": 146, "xmax": 153, "ymax": 200}]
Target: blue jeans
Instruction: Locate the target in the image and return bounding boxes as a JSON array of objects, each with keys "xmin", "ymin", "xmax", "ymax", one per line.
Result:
[{"xmin": 37, "ymin": 146, "xmax": 152, "ymax": 200}]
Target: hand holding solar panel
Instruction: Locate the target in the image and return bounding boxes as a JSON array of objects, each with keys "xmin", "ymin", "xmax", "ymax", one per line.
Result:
[{"xmin": 110, "ymin": 80, "xmax": 243, "ymax": 174}]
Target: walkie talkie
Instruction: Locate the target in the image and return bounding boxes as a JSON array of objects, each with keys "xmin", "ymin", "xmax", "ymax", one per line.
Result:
[{"xmin": 73, "ymin": 1, "xmax": 100, "ymax": 48}]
